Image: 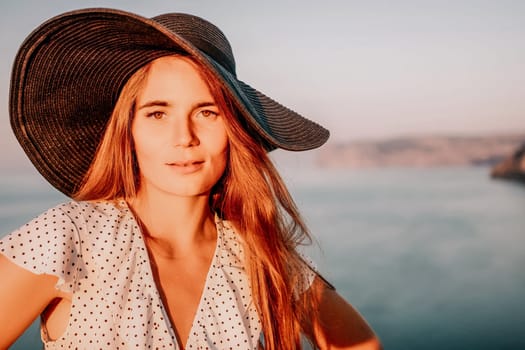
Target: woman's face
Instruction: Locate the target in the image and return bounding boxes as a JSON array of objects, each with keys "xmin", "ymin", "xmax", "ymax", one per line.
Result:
[{"xmin": 132, "ymin": 56, "xmax": 228, "ymax": 198}]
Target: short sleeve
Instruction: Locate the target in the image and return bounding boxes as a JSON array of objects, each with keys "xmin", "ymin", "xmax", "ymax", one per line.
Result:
[
  {"xmin": 0, "ymin": 203, "xmax": 85, "ymax": 293},
  {"xmin": 296, "ymin": 252, "xmax": 319, "ymax": 295}
]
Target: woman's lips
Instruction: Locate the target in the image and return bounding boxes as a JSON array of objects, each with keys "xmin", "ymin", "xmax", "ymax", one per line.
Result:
[{"xmin": 166, "ymin": 160, "xmax": 204, "ymax": 174}]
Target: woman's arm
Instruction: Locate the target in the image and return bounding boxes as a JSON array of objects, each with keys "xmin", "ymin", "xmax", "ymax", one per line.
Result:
[
  {"xmin": 308, "ymin": 276, "xmax": 382, "ymax": 350},
  {"xmin": 0, "ymin": 253, "xmax": 59, "ymax": 349}
]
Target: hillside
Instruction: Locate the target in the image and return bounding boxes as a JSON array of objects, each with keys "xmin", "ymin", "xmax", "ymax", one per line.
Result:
[
  {"xmin": 491, "ymin": 142, "xmax": 525, "ymax": 182},
  {"xmin": 317, "ymin": 133, "xmax": 525, "ymax": 168}
]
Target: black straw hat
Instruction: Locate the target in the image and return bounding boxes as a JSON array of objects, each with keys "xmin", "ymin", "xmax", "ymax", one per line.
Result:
[{"xmin": 10, "ymin": 8, "xmax": 329, "ymax": 197}]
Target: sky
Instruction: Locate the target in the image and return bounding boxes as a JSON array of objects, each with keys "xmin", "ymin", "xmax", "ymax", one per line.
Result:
[{"xmin": 0, "ymin": 0, "xmax": 524, "ymax": 166}]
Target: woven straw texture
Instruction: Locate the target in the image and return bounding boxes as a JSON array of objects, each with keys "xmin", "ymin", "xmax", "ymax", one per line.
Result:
[{"xmin": 10, "ymin": 8, "xmax": 329, "ymax": 196}]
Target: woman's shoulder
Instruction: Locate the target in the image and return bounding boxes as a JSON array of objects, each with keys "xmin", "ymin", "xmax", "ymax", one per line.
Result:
[
  {"xmin": 34, "ymin": 199, "xmax": 130, "ymax": 227},
  {"xmin": 0, "ymin": 199, "xmax": 135, "ymax": 288},
  {"xmin": 53, "ymin": 198, "xmax": 129, "ymax": 217},
  {"xmin": 3, "ymin": 199, "xmax": 131, "ymax": 244}
]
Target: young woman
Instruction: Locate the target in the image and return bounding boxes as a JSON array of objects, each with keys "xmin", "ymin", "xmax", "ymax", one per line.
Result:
[{"xmin": 0, "ymin": 8, "xmax": 381, "ymax": 350}]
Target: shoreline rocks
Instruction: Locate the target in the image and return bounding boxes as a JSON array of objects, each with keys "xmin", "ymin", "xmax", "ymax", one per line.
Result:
[{"xmin": 491, "ymin": 143, "xmax": 525, "ymax": 183}]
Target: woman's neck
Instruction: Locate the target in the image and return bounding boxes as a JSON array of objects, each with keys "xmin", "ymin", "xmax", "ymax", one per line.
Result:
[{"xmin": 128, "ymin": 189, "xmax": 216, "ymax": 259}]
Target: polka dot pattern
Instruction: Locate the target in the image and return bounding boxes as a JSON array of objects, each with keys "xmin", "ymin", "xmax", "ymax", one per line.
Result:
[{"xmin": 0, "ymin": 200, "xmax": 315, "ymax": 348}]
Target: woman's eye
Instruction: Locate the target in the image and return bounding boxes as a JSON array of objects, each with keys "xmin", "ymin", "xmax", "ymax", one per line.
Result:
[
  {"xmin": 147, "ymin": 111, "xmax": 165, "ymax": 119},
  {"xmin": 199, "ymin": 110, "xmax": 218, "ymax": 118}
]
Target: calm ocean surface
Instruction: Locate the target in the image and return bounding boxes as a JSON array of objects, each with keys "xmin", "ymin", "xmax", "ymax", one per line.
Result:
[{"xmin": 2, "ymin": 165, "xmax": 524, "ymax": 349}]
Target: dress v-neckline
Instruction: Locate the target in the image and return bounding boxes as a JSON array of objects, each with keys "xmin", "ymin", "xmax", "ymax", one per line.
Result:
[{"xmin": 126, "ymin": 203, "xmax": 222, "ymax": 349}]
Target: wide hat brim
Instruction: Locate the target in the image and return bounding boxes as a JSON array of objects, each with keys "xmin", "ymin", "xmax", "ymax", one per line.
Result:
[{"xmin": 10, "ymin": 8, "xmax": 329, "ymax": 197}]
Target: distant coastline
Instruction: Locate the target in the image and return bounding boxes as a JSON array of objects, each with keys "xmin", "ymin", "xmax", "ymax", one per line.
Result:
[
  {"xmin": 316, "ymin": 132, "xmax": 525, "ymax": 169},
  {"xmin": 3, "ymin": 132, "xmax": 525, "ymax": 173}
]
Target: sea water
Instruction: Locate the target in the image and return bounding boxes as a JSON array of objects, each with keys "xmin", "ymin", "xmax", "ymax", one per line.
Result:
[{"xmin": 2, "ymin": 166, "xmax": 525, "ymax": 349}]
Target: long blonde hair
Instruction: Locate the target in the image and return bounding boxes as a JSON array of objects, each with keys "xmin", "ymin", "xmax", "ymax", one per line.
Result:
[{"xmin": 74, "ymin": 55, "xmax": 321, "ymax": 349}]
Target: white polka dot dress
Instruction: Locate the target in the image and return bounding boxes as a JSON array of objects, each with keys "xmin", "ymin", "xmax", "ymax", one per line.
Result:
[{"xmin": 0, "ymin": 200, "xmax": 299, "ymax": 349}]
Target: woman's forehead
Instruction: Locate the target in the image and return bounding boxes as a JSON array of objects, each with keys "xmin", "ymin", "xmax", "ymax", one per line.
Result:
[{"xmin": 137, "ymin": 56, "xmax": 216, "ymax": 105}]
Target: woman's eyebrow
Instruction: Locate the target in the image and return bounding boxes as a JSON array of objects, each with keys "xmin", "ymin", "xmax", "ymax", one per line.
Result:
[
  {"xmin": 137, "ymin": 100, "xmax": 218, "ymax": 111},
  {"xmin": 192, "ymin": 101, "xmax": 218, "ymax": 109},
  {"xmin": 137, "ymin": 100, "xmax": 170, "ymax": 110}
]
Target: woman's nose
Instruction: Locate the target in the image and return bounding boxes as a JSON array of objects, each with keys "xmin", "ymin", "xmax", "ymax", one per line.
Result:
[{"xmin": 170, "ymin": 116, "xmax": 198, "ymax": 147}]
